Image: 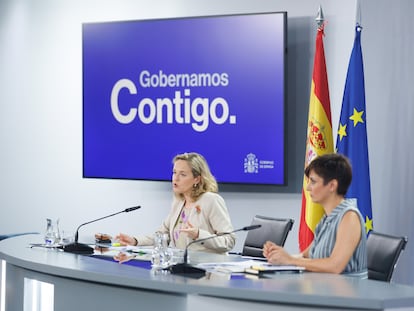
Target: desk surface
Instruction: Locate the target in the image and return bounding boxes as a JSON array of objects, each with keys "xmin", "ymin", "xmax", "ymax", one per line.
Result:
[{"xmin": 1, "ymin": 234, "xmax": 414, "ymax": 311}]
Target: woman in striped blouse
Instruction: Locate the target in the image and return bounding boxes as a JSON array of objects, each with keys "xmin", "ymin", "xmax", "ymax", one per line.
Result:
[{"xmin": 263, "ymin": 153, "xmax": 367, "ymax": 277}]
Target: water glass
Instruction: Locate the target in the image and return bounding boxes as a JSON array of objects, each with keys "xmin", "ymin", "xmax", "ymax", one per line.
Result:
[
  {"xmin": 44, "ymin": 218, "xmax": 60, "ymax": 246},
  {"xmin": 168, "ymin": 248, "xmax": 184, "ymax": 265},
  {"xmin": 59, "ymin": 230, "xmax": 74, "ymax": 245}
]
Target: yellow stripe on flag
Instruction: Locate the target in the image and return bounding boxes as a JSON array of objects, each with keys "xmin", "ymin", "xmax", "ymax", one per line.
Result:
[{"xmin": 299, "ymin": 25, "xmax": 334, "ymax": 252}]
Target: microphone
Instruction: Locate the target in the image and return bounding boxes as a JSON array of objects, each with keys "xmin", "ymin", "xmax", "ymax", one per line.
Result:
[
  {"xmin": 62, "ymin": 206, "xmax": 141, "ymax": 255},
  {"xmin": 167, "ymin": 224, "xmax": 261, "ymax": 278}
]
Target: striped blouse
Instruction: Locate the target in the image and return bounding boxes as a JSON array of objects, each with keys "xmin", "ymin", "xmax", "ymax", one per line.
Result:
[{"xmin": 309, "ymin": 198, "xmax": 368, "ymax": 276}]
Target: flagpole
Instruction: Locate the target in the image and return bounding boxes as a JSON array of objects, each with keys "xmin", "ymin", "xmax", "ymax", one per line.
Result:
[
  {"xmin": 356, "ymin": 0, "xmax": 362, "ymax": 27},
  {"xmin": 315, "ymin": 5, "xmax": 324, "ymax": 28}
]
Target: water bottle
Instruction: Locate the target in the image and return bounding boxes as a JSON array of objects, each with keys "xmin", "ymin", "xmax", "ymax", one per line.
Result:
[
  {"xmin": 160, "ymin": 232, "xmax": 170, "ymax": 266},
  {"xmin": 151, "ymin": 232, "xmax": 163, "ymax": 268},
  {"xmin": 151, "ymin": 232, "xmax": 170, "ymax": 268},
  {"xmin": 54, "ymin": 218, "xmax": 61, "ymax": 244}
]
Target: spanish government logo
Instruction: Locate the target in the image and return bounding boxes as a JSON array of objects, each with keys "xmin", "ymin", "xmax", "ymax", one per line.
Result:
[{"xmin": 244, "ymin": 153, "xmax": 259, "ymax": 174}]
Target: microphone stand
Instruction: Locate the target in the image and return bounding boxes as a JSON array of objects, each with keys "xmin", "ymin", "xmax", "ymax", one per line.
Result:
[
  {"xmin": 166, "ymin": 225, "xmax": 261, "ymax": 278},
  {"xmin": 62, "ymin": 206, "xmax": 141, "ymax": 255}
]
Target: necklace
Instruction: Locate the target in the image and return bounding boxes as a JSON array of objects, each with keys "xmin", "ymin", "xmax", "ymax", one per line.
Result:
[{"xmin": 184, "ymin": 200, "xmax": 196, "ymax": 209}]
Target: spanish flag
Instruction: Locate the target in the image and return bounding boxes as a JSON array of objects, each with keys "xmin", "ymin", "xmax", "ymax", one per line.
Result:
[{"xmin": 299, "ymin": 23, "xmax": 334, "ymax": 252}]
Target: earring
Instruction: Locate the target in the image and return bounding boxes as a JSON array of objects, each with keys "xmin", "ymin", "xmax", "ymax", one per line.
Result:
[{"xmin": 193, "ymin": 183, "xmax": 198, "ymax": 188}]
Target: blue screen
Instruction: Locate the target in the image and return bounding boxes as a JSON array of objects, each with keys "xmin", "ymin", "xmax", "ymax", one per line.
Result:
[{"xmin": 83, "ymin": 12, "xmax": 287, "ymax": 185}]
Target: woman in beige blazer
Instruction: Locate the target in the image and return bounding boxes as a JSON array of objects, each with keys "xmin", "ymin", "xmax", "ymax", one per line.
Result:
[{"xmin": 115, "ymin": 152, "xmax": 236, "ymax": 254}]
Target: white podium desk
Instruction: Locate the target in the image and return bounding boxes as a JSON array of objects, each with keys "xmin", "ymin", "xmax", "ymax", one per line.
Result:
[{"xmin": 1, "ymin": 234, "xmax": 414, "ymax": 311}]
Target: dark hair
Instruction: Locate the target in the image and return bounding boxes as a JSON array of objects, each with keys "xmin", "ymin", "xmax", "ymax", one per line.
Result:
[{"xmin": 304, "ymin": 153, "xmax": 352, "ymax": 196}]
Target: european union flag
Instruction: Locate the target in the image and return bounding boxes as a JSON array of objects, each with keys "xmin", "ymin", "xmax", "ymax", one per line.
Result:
[{"xmin": 336, "ymin": 25, "xmax": 373, "ymax": 235}]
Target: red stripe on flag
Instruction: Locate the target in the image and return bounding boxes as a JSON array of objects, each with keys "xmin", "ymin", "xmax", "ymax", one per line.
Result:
[
  {"xmin": 313, "ymin": 28, "xmax": 332, "ymax": 125},
  {"xmin": 299, "ymin": 190, "xmax": 314, "ymax": 252},
  {"xmin": 298, "ymin": 25, "xmax": 333, "ymax": 252}
]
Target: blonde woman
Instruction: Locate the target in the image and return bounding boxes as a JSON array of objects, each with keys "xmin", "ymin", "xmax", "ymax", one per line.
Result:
[{"xmin": 116, "ymin": 152, "xmax": 235, "ymax": 254}]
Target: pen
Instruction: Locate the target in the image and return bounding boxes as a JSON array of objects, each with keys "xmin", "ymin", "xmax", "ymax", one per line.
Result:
[{"xmin": 127, "ymin": 250, "xmax": 147, "ymax": 255}]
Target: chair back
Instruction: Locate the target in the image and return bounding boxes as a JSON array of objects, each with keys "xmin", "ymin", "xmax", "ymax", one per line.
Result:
[
  {"xmin": 367, "ymin": 231, "xmax": 408, "ymax": 282},
  {"xmin": 242, "ymin": 215, "xmax": 294, "ymax": 258}
]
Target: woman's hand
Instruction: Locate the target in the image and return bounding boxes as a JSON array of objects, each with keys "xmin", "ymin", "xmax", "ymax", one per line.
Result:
[
  {"xmin": 263, "ymin": 241, "xmax": 292, "ymax": 265},
  {"xmin": 113, "ymin": 252, "xmax": 135, "ymax": 264},
  {"xmin": 263, "ymin": 241, "xmax": 273, "ymax": 257},
  {"xmin": 115, "ymin": 233, "xmax": 137, "ymax": 246},
  {"xmin": 179, "ymin": 221, "xmax": 199, "ymax": 240}
]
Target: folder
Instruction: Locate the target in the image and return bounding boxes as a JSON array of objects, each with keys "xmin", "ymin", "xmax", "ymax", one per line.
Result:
[{"xmin": 244, "ymin": 264, "xmax": 305, "ymax": 275}]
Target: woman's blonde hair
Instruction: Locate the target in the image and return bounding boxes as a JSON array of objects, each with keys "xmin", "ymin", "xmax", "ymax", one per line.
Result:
[{"xmin": 173, "ymin": 152, "xmax": 218, "ymax": 200}]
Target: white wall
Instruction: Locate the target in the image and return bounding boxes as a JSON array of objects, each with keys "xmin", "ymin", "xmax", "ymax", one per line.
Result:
[
  {"xmin": 360, "ymin": 0, "xmax": 414, "ymax": 285},
  {"xmin": 0, "ymin": 0, "xmax": 413, "ymax": 285}
]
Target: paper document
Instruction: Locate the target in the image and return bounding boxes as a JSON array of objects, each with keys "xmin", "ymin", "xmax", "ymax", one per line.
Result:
[
  {"xmin": 197, "ymin": 260, "xmax": 265, "ymax": 273},
  {"xmin": 197, "ymin": 260, "xmax": 305, "ymax": 274},
  {"xmin": 93, "ymin": 245, "xmax": 153, "ymax": 261}
]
